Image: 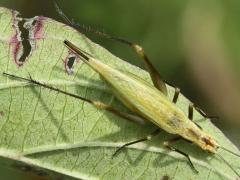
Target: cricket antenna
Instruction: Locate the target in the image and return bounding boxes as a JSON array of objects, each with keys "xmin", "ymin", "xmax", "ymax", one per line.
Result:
[
  {"xmin": 3, "ymin": 72, "xmax": 94, "ymax": 103},
  {"xmin": 216, "ymin": 153, "xmax": 240, "ymax": 178},
  {"xmin": 53, "ymin": 0, "xmax": 133, "ymax": 46},
  {"xmin": 219, "ymin": 146, "xmax": 240, "ymax": 158},
  {"xmin": 53, "ymin": 0, "xmax": 74, "ymax": 25}
]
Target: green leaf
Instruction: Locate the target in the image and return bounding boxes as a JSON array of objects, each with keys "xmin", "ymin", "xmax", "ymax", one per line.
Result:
[{"xmin": 0, "ymin": 7, "xmax": 239, "ymax": 180}]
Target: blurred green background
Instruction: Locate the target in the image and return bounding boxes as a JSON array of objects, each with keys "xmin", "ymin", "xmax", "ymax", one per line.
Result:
[{"xmin": 0, "ymin": 0, "xmax": 240, "ymax": 179}]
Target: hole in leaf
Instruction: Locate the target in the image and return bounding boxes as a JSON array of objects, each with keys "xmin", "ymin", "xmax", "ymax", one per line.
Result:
[
  {"xmin": 65, "ymin": 55, "xmax": 76, "ymax": 75},
  {"xmin": 17, "ymin": 18, "xmax": 31, "ymax": 63}
]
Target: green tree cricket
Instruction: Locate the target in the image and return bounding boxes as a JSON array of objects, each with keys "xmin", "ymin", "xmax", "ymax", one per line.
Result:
[
  {"xmin": 3, "ymin": 1, "xmax": 240, "ymax": 178},
  {"xmin": 3, "ymin": 38, "xmax": 240, "ymax": 177}
]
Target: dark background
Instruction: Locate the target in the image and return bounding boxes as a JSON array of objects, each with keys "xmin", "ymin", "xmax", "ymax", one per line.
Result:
[{"xmin": 0, "ymin": 0, "xmax": 240, "ymax": 179}]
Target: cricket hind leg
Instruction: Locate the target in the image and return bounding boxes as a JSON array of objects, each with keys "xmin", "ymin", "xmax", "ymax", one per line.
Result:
[
  {"xmin": 2, "ymin": 73, "xmax": 147, "ymax": 125},
  {"xmin": 112, "ymin": 129, "xmax": 161, "ymax": 157},
  {"xmin": 53, "ymin": 1, "xmax": 168, "ymax": 96},
  {"xmin": 163, "ymin": 137, "xmax": 198, "ymax": 173},
  {"xmin": 100, "ymin": 38, "xmax": 169, "ymax": 96}
]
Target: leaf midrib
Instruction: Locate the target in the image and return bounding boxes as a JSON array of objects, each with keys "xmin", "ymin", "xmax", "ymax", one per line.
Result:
[{"xmin": 0, "ymin": 142, "xmax": 233, "ymax": 180}]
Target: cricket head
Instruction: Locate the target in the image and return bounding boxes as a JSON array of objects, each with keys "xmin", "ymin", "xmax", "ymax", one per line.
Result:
[
  {"xmin": 197, "ymin": 133, "xmax": 240, "ymax": 178},
  {"xmin": 183, "ymin": 121, "xmax": 219, "ymax": 153},
  {"xmin": 198, "ymin": 134, "xmax": 219, "ymax": 153},
  {"xmin": 185, "ymin": 126, "xmax": 219, "ymax": 153}
]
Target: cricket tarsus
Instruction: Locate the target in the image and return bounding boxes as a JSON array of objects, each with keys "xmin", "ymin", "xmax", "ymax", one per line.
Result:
[
  {"xmin": 54, "ymin": 0, "xmax": 168, "ymax": 96},
  {"xmin": 112, "ymin": 129, "xmax": 161, "ymax": 157},
  {"xmin": 2, "ymin": 72, "xmax": 146, "ymax": 125}
]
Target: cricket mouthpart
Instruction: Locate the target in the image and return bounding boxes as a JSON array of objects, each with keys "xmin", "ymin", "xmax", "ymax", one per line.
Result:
[{"xmin": 200, "ymin": 135, "xmax": 219, "ymax": 153}]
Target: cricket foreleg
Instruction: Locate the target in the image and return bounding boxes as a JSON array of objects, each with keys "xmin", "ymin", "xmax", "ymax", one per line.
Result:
[
  {"xmin": 163, "ymin": 137, "xmax": 198, "ymax": 173},
  {"xmin": 2, "ymin": 73, "xmax": 147, "ymax": 125},
  {"xmin": 112, "ymin": 129, "xmax": 161, "ymax": 157}
]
